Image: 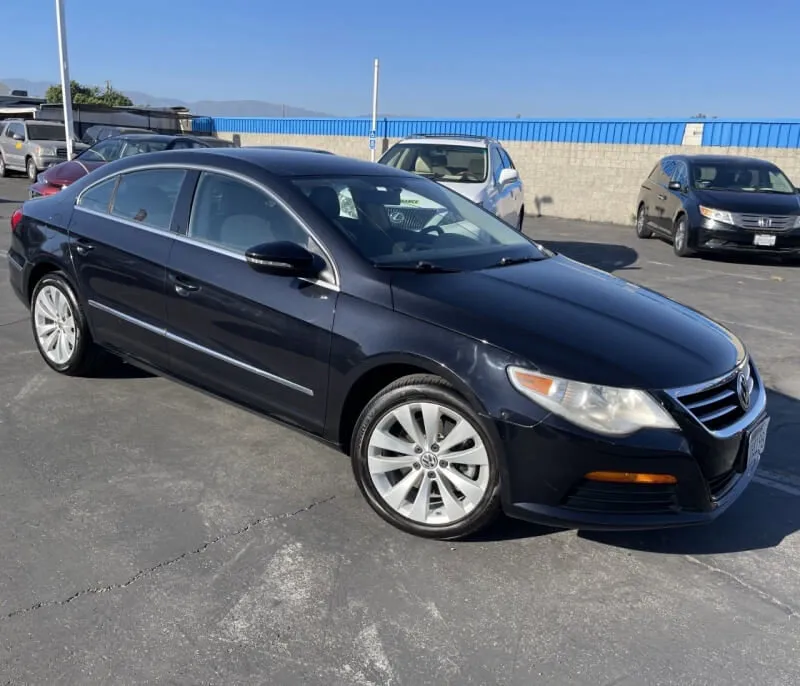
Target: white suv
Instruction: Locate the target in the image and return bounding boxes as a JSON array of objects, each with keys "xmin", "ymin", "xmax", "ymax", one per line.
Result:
[{"xmin": 378, "ymin": 134, "xmax": 525, "ymax": 230}]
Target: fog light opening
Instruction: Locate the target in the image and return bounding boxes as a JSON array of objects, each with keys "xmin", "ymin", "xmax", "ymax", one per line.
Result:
[{"xmin": 585, "ymin": 471, "xmax": 677, "ymax": 485}]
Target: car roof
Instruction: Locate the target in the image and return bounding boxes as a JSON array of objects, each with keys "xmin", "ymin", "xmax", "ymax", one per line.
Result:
[
  {"xmin": 118, "ymin": 147, "xmax": 412, "ymax": 178},
  {"xmin": 397, "ymin": 135, "xmax": 490, "ymax": 149},
  {"xmin": 668, "ymin": 153, "xmax": 777, "ymax": 167}
]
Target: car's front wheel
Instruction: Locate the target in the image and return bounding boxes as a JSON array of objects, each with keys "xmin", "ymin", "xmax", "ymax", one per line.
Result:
[
  {"xmin": 0, "ymin": 154, "xmax": 6, "ymax": 178},
  {"xmin": 26, "ymin": 157, "xmax": 37, "ymax": 181},
  {"xmin": 30, "ymin": 272, "xmax": 103, "ymax": 376},
  {"xmin": 351, "ymin": 374, "xmax": 501, "ymax": 539},
  {"xmin": 636, "ymin": 204, "xmax": 653, "ymax": 238},
  {"xmin": 673, "ymin": 215, "xmax": 694, "ymax": 257}
]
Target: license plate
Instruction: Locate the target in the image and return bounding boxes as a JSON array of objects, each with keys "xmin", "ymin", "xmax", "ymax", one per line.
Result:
[
  {"xmin": 754, "ymin": 234, "xmax": 776, "ymax": 247},
  {"xmin": 746, "ymin": 418, "xmax": 770, "ymax": 476}
]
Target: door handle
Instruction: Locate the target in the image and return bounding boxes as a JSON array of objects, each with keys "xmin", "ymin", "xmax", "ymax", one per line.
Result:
[
  {"xmin": 74, "ymin": 240, "xmax": 94, "ymax": 256},
  {"xmin": 657, "ymin": 194, "xmax": 667, "ymax": 201},
  {"xmin": 170, "ymin": 274, "xmax": 200, "ymax": 295}
]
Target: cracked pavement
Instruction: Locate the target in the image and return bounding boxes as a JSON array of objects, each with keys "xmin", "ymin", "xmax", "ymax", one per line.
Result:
[{"xmin": 2, "ymin": 178, "xmax": 800, "ymax": 685}]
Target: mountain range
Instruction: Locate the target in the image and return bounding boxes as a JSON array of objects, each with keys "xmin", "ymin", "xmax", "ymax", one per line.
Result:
[{"xmin": 0, "ymin": 78, "xmax": 337, "ymax": 118}]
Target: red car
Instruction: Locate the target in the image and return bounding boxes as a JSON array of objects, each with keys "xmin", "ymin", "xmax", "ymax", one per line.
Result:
[{"xmin": 28, "ymin": 133, "xmax": 236, "ymax": 198}]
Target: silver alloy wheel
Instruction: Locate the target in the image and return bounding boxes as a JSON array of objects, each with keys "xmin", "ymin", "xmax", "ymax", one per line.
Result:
[
  {"xmin": 34, "ymin": 285, "xmax": 77, "ymax": 366},
  {"xmin": 367, "ymin": 401, "xmax": 490, "ymax": 525}
]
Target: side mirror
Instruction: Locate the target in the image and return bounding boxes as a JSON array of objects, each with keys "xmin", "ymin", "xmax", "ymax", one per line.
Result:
[
  {"xmin": 12, "ymin": 133, "xmax": 24, "ymax": 142},
  {"xmin": 498, "ymin": 168, "xmax": 519, "ymax": 186},
  {"xmin": 245, "ymin": 241, "xmax": 320, "ymax": 277},
  {"xmin": 668, "ymin": 181, "xmax": 683, "ymax": 192}
]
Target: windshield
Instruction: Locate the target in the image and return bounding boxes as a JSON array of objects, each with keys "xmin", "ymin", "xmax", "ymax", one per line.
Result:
[
  {"xmin": 692, "ymin": 162, "xmax": 796, "ymax": 194},
  {"xmin": 292, "ymin": 174, "xmax": 547, "ymax": 270},
  {"xmin": 379, "ymin": 143, "xmax": 488, "ymax": 184},
  {"xmin": 27, "ymin": 125, "xmax": 67, "ymax": 142}
]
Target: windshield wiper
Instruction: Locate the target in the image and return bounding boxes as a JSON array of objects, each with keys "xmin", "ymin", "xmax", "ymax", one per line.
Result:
[
  {"xmin": 489, "ymin": 255, "xmax": 547, "ymax": 268},
  {"xmin": 374, "ymin": 260, "xmax": 461, "ymax": 273}
]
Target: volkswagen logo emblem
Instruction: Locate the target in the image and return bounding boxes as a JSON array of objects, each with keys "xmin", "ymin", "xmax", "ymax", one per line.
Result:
[
  {"xmin": 388, "ymin": 210, "xmax": 405, "ymax": 224},
  {"xmin": 736, "ymin": 369, "xmax": 753, "ymax": 410}
]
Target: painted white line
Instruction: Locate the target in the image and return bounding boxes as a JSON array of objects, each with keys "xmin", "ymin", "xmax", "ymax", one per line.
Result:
[
  {"xmin": 0, "ymin": 249, "xmax": 7, "ymax": 258},
  {"xmin": 754, "ymin": 469, "xmax": 800, "ymax": 497},
  {"xmin": 647, "ymin": 260, "xmax": 674, "ymax": 267},
  {"xmin": 717, "ymin": 319, "xmax": 795, "ymax": 337}
]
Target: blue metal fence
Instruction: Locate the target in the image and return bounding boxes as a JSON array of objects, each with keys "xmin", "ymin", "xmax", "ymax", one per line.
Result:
[
  {"xmin": 192, "ymin": 116, "xmax": 688, "ymax": 145},
  {"xmin": 191, "ymin": 116, "xmax": 800, "ymax": 148}
]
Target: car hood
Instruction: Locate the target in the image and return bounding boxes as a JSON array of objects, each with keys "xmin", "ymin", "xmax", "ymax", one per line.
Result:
[
  {"xmin": 38, "ymin": 159, "xmax": 105, "ymax": 186},
  {"xmin": 390, "ymin": 255, "xmax": 744, "ymax": 390},
  {"xmin": 436, "ymin": 181, "xmax": 484, "ymax": 203},
  {"xmin": 693, "ymin": 188, "xmax": 800, "ymax": 214}
]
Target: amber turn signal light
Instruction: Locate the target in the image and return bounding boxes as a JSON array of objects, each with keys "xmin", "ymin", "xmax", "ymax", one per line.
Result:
[{"xmin": 585, "ymin": 471, "xmax": 677, "ymax": 485}]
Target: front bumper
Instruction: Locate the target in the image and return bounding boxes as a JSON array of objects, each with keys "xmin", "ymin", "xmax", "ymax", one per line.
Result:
[
  {"xmin": 694, "ymin": 221, "xmax": 800, "ymax": 256},
  {"xmin": 494, "ymin": 362, "xmax": 768, "ymax": 531}
]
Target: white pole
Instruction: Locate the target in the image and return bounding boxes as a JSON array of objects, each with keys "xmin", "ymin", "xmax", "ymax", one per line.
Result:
[
  {"xmin": 370, "ymin": 58, "xmax": 379, "ymax": 162},
  {"xmin": 55, "ymin": 0, "xmax": 75, "ymax": 160}
]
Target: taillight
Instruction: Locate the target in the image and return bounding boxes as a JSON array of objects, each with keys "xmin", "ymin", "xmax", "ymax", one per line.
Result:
[{"xmin": 10, "ymin": 208, "xmax": 23, "ymax": 233}]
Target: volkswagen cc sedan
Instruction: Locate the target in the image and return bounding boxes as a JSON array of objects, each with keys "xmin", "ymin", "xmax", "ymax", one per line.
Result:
[
  {"xmin": 636, "ymin": 154, "xmax": 800, "ymax": 258},
  {"xmin": 7, "ymin": 148, "xmax": 769, "ymax": 539}
]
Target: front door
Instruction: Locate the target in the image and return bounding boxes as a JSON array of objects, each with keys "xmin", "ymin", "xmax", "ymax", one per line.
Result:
[
  {"xmin": 3, "ymin": 122, "xmax": 25, "ymax": 169},
  {"xmin": 165, "ymin": 170, "xmax": 337, "ymax": 433},
  {"xmin": 665, "ymin": 161, "xmax": 689, "ymax": 233},
  {"xmin": 68, "ymin": 167, "xmax": 187, "ymax": 370}
]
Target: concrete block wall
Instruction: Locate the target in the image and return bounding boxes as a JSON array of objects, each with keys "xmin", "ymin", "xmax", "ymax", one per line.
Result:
[{"xmin": 208, "ymin": 121, "xmax": 800, "ymax": 227}]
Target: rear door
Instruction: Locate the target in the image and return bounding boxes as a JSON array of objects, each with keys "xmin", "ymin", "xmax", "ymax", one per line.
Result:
[
  {"xmin": 68, "ymin": 166, "xmax": 187, "ymax": 370},
  {"xmin": 164, "ymin": 169, "xmax": 338, "ymax": 432}
]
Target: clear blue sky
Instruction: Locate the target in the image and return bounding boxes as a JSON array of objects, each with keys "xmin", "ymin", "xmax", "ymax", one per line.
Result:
[{"xmin": 10, "ymin": 0, "xmax": 800, "ymax": 118}]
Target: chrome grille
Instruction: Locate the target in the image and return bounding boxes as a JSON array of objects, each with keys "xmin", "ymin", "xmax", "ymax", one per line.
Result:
[
  {"xmin": 736, "ymin": 213, "xmax": 795, "ymax": 231},
  {"xmin": 674, "ymin": 362, "xmax": 752, "ymax": 432},
  {"xmin": 384, "ymin": 207, "xmax": 439, "ymax": 231}
]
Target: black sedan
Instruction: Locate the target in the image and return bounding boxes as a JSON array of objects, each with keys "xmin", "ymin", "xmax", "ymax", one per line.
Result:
[
  {"xmin": 7, "ymin": 148, "xmax": 769, "ymax": 539},
  {"xmin": 636, "ymin": 154, "xmax": 800, "ymax": 258}
]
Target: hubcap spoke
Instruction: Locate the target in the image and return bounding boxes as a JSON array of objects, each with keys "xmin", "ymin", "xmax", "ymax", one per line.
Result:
[
  {"xmin": 383, "ymin": 468, "xmax": 423, "ymax": 510},
  {"xmin": 438, "ymin": 478, "xmax": 467, "ymax": 521},
  {"xmin": 442, "ymin": 444, "xmax": 488, "ymax": 466},
  {"xmin": 438, "ymin": 419, "xmax": 476, "ymax": 453},
  {"xmin": 368, "ymin": 454, "xmax": 417, "ymax": 474},
  {"xmin": 420, "ymin": 402, "xmax": 441, "ymax": 446},
  {"xmin": 370, "ymin": 427, "xmax": 416, "ymax": 456},
  {"xmin": 438, "ymin": 466, "xmax": 485, "ymax": 506},
  {"xmin": 409, "ymin": 474, "xmax": 433, "ymax": 522},
  {"xmin": 393, "ymin": 404, "xmax": 424, "ymax": 446}
]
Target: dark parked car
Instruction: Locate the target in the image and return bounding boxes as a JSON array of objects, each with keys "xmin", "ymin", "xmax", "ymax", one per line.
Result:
[
  {"xmin": 636, "ymin": 154, "xmax": 800, "ymax": 258},
  {"xmin": 81, "ymin": 125, "xmax": 153, "ymax": 146},
  {"xmin": 8, "ymin": 149, "xmax": 769, "ymax": 539},
  {"xmin": 28, "ymin": 133, "xmax": 237, "ymax": 198}
]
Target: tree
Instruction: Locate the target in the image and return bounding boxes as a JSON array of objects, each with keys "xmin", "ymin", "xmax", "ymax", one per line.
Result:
[{"xmin": 46, "ymin": 80, "xmax": 133, "ymax": 107}]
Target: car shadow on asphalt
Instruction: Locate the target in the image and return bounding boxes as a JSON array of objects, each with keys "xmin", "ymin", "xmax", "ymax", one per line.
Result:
[{"xmin": 538, "ymin": 240, "xmax": 640, "ymax": 272}]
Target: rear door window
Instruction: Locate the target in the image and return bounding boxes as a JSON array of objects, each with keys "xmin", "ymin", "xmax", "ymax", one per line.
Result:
[{"xmin": 110, "ymin": 168, "xmax": 186, "ymax": 231}]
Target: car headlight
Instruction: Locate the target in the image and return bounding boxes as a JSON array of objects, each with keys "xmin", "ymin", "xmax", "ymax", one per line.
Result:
[
  {"xmin": 507, "ymin": 367, "xmax": 679, "ymax": 436},
  {"xmin": 699, "ymin": 206, "xmax": 734, "ymax": 225}
]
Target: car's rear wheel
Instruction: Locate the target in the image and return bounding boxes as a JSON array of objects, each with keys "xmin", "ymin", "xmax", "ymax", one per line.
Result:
[
  {"xmin": 636, "ymin": 204, "xmax": 653, "ymax": 238},
  {"xmin": 351, "ymin": 374, "xmax": 501, "ymax": 539},
  {"xmin": 31, "ymin": 272, "xmax": 103, "ymax": 376},
  {"xmin": 673, "ymin": 215, "xmax": 694, "ymax": 257},
  {"xmin": 26, "ymin": 157, "xmax": 37, "ymax": 181}
]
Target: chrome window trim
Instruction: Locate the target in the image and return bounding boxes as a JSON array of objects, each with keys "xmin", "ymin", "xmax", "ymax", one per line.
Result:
[
  {"xmin": 74, "ymin": 161, "xmax": 341, "ymax": 289},
  {"xmin": 87, "ymin": 299, "xmax": 314, "ymax": 396}
]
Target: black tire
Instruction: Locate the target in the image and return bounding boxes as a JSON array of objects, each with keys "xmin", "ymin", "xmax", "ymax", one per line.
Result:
[
  {"xmin": 351, "ymin": 374, "xmax": 501, "ymax": 539},
  {"xmin": 672, "ymin": 215, "xmax": 694, "ymax": 257},
  {"xmin": 635, "ymin": 204, "xmax": 653, "ymax": 238},
  {"xmin": 0, "ymin": 154, "xmax": 6, "ymax": 178},
  {"xmin": 26, "ymin": 157, "xmax": 37, "ymax": 182},
  {"xmin": 30, "ymin": 271, "xmax": 104, "ymax": 376},
  {"xmin": 517, "ymin": 206, "xmax": 525, "ymax": 232}
]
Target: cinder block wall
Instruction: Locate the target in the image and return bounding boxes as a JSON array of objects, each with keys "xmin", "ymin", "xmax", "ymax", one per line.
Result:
[{"xmin": 209, "ymin": 121, "xmax": 800, "ymax": 227}]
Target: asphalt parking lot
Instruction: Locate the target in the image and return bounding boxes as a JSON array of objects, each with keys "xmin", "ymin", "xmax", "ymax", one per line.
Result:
[{"xmin": 1, "ymin": 174, "xmax": 800, "ymax": 685}]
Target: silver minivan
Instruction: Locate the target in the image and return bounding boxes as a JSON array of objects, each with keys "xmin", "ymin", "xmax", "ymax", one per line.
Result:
[{"xmin": 0, "ymin": 119, "xmax": 88, "ymax": 180}]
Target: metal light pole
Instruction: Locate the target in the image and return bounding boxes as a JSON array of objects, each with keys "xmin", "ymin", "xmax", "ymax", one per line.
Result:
[
  {"xmin": 370, "ymin": 58, "xmax": 380, "ymax": 162},
  {"xmin": 55, "ymin": 0, "xmax": 75, "ymax": 160}
]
